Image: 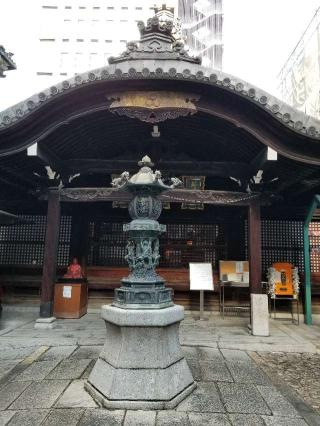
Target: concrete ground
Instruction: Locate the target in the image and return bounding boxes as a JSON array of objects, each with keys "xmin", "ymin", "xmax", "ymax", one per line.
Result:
[{"xmin": 0, "ymin": 307, "xmax": 320, "ymax": 426}]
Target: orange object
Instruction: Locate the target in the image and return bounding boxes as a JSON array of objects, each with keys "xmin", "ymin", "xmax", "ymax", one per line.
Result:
[
  {"xmin": 63, "ymin": 257, "xmax": 83, "ymax": 279},
  {"xmin": 53, "ymin": 282, "xmax": 88, "ymax": 318},
  {"xmin": 272, "ymin": 262, "xmax": 294, "ymax": 296}
]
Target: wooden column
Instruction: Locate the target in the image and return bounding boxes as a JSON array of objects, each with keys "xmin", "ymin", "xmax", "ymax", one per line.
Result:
[
  {"xmin": 248, "ymin": 200, "xmax": 262, "ymax": 294},
  {"xmin": 40, "ymin": 189, "xmax": 61, "ymax": 317}
]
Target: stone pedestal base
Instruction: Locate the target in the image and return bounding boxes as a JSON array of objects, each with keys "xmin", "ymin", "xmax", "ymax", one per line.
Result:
[
  {"xmin": 34, "ymin": 316, "xmax": 57, "ymax": 329},
  {"xmin": 85, "ymin": 305, "xmax": 196, "ymax": 409},
  {"xmin": 251, "ymin": 294, "xmax": 269, "ymax": 336}
]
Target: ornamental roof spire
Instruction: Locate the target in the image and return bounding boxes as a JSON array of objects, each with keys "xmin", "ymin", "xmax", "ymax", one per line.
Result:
[{"xmin": 108, "ymin": 6, "xmax": 200, "ymax": 65}]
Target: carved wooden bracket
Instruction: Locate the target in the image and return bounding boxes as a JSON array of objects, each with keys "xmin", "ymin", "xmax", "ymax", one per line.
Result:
[
  {"xmin": 51, "ymin": 188, "xmax": 262, "ymax": 206},
  {"xmin": 107, "ymin": 91, "xmax": 199, "ymax": 123}
]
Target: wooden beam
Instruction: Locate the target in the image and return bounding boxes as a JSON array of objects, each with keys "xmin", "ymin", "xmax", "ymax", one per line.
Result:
[
  {"xmin": 40, "ymin": 189, "xmax": 61, "ymax": 317},
  {"xmin": 61, "ymin": 159, "xmax": 250, "ymax": 178},
  {"xmin": 50, "ymin": 187, "xmax": 263, "ymax": 206},
  {"xmin": 248, "ymin": 200, "xmax": 262, "ymax": 294}
]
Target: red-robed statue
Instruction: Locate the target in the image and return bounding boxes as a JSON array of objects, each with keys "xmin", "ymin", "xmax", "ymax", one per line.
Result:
[{"xmin": 64, "ymin": 257, "xmax": 83, "ymax": 279}]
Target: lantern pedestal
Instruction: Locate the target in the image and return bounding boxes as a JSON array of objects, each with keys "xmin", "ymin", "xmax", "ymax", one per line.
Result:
[{"xmin": 85, "ymin": 304, "xmax": 196, "ymax": 410}]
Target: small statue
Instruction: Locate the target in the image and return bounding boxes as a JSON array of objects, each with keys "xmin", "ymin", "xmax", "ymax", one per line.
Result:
[
  {"xmin": 111, "ymin": 171, "xmax": 130, "ymax": 188},
  {"xmin": 170, "ymin": 177, "xmax": 183, "ymax": 188},
  {"xmin": 64, "ymin": 257, "xmax": 83, "ymax": 279}
]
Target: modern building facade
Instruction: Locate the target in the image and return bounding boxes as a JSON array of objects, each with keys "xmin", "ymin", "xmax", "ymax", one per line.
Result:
[{"xmin": 278, "ymin": 7, "xmax": 320, "ymax": 119}]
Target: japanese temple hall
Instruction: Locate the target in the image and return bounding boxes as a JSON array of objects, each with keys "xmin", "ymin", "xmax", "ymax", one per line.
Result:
[{"xmin": 1, "ymin": 11, "xmax": 320, "ymax": 327}]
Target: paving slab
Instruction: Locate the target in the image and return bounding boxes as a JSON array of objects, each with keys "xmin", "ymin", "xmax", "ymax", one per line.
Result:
[
  {"xmin": 0, "ymin": 381, "xmax": 31, "ymax": 410},
  {"xmin": 0, "ymin": 411, "xmax": 16, "ymax": 426},
  {"xmin": 262, "ymin": 416, "xmax": 308, "ymax": 425},
  {"xmin": 78, "ymin": 408, "xmax": 125, "ymax": 426},
  {"xmin": 9, "ymin": 380, "xmax": 70, "ymax": 409},
  {"xmin": 177, "ymin": 382, "xmax": 225, "ymax": 413},
  {"xmin": 0, "ymin": 361, "xmax": 20, "ymax": 380},
  {"xmin": 124, "ymin": 410, "xmax": 156, "ymax": 426},
  {"xmin": 41, "ymin": 408, "xmax": 85, "ymax": 426},
  {"xmin": 70, "ymin": 345, "xmax": 103, "ymax": 359},
  {"xmin": 12, "ymin": 360, "xmax": 59, "ymax": 382},
  {"xmin": 0, "ymin": 347, "xmax": 37, "ymax": 361},
  {"xmin": 220, "ymin": 349, "xmax": 251, "ymax": 362},
  {"xmin": 39, "ymin": 346, "xmax": 77, "ymax": 360},
  {"xmin": 46, "ymin": 359, "xmax": 91, "ymax": 380},
  {"xmin": 188, "ymin": 412, "xmax": 231, "ymax": 425},
  {"xmin": 55, "ymin": 379, "xmax": 97, "ymax": 408},
  {"xmin": 226, "ymin": 360, "xmax": 269, "ymax": 384},
  {"xmin": 198, "ymin": 347, "xmax": 225, "ymax": 361},
  {"xmin": 228, "ymin": 414, "xmax": 265, "ymax": 425},
  {"xmin": 6, "ymin": 409, "xmax": 49, "ymax": 426},
  {"xmin": 156, "ymin": 411, "xmax": 189, "ymax": 425},
  {"xmin": 217, "ymin": 383, "xmax": 271, "ymax": 415},
  {"xmin": 199, "ymin": 360, "xmax": 233, "ymax": 382},
  {"xmin": 257, "ymin": 385, "xmax": 301, "ymax": 418}
]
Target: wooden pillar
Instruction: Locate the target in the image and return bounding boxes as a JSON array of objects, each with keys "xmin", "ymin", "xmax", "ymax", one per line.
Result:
[
  {"xmin": 248, "ymin": 200, "xmax": 262, "ymax": 294},
  {"xmin": 40, "ymin": 189, "xmax": 61, "ymax": 317}
]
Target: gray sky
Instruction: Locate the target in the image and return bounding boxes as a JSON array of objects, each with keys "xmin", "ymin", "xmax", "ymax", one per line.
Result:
[
  {"xmin": 223, "ymin": 0, "xmax": 320, "ymax": 93},
  {"xmin": 1, "ymin": 0, "xmax": 320, "ymax": 111}
]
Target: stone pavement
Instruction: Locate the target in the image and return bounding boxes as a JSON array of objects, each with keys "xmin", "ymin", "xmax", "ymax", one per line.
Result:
[{"xmin": 0, "ymin": 308, "xmax": 320, "ymax": 425}]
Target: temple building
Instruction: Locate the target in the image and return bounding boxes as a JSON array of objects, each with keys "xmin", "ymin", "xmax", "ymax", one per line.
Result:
[{"xmin": 0, "ymin": 10, "xmax": 320, "ymax": 329}]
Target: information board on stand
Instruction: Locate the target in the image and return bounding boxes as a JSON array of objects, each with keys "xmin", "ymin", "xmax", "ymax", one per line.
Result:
[{"xmin": 189, "ymin": 263, "xmax": 214, "ymax": 320}]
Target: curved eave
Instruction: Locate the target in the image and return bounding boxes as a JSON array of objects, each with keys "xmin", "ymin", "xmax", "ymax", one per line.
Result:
[{"xmin": 0, "ymin": 60, "xmax": 320, "ymax": 164}]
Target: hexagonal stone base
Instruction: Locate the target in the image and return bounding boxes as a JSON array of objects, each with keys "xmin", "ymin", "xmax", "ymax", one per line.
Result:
[{"xmin": 85, "ymin": 305, "xmax": 196, "ymax": 409}]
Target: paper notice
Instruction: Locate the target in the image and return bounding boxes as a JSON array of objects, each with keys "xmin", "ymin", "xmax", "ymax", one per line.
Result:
[
  {"xmin": 63, "ymin": 285, "xmax": 72, "ymax": 299},
  {"xmin": 189, "ymin": 263, "xmax": 214, "ymax": 291}
]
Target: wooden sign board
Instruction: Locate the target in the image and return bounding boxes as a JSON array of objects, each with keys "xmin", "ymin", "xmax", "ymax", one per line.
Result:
[
  {"xmin": 219, "ymin": 260, "xmax": 249, "ymax": 283},
  {"xmin": 189, "ymin": 263, "xmax": 214, "ymax": 291}
]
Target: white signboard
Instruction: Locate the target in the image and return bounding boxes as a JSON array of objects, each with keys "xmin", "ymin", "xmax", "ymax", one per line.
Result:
[
  {"xmin": 236, "ymin": 261, "xmax": 244, "ymax": 273},
  {"xmin": 63, "ymin": 285, "xmax": 72, "ymax": 299},
  {"xmin": 189, "ymin": 263, "xmax": 214, "ymax": 291}
]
